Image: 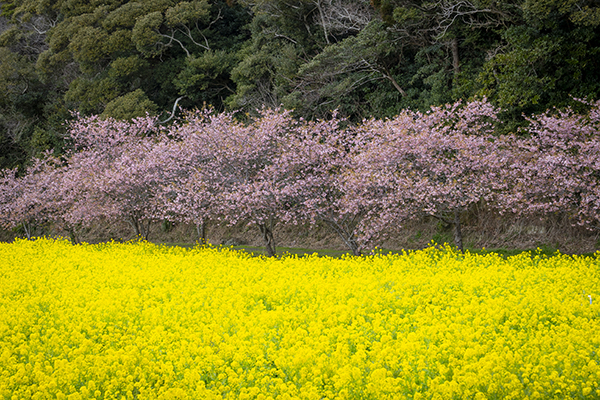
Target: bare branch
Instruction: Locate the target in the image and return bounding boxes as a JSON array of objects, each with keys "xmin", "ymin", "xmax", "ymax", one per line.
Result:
[
  {"xmin": 160, "ymin": 30, "xmax": 192, "ymax": 57},
  {"xmin": 313, "ymin": 0, "xmax": 374, "ymax": 37},
  {"xmin": 429, "ymin": 0, "xmax": 511, "ymax": 40},
  {"xmin": 206, "ymin": 6, "xmax": 223, "ymax": 30},
  {"xmin": 26, "ymin": 15, "xmax": 57, "ymax": 35},
  {"xmin": 262, "ymin": 28, "xmax": 298, "ymax": 44},
  {"xmin": 178, "ymin": 24, "xmax": 211, "ymax": 51},
  {"xmin": 160, "ymin": 96, "xmax": 185, "ymax": 124}
]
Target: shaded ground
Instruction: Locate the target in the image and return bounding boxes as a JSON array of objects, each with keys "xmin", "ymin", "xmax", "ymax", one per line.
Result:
[{"xmin": 2, "ymin": 209, "xmax": 599, "ymax": 255}]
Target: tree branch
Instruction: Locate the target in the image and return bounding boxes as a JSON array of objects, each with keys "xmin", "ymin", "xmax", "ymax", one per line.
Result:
[{"xmin": 160, "ymin": 96, "xmax": 185, "ymax": 124}]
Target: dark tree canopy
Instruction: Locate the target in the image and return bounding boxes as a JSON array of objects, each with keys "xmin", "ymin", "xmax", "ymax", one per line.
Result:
[{"xmin": 1, "ymin": 0, "xmax": 600, "ymax": 169}]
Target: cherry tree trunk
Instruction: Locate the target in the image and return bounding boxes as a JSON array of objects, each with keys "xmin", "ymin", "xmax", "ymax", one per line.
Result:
[
  {"xmin": 453, "ymin": 211, "xmax": 464, "ymax": 253},
  {"xmin": 324, "ymin": 219, "xmax": 362, "ymax": 256},
  {"xmin": 129, "ymin": 217, "xmax": 141, "ymax": 238},
  {"xmin": 141, "ymin": 220, "xmax": 151, "ymax": 241},
  {"xmin": 23, "ymin": 221, "xmax": 33, "ymax": 240},
  {"xmin": 346, "ymin": 237, "xmax": 362, "ymax": 257},
  {"xmin": 129, "ymin": 216, "xmax": 151, "ymax": 241},
  {"xmin": 258, "ymin": 222, "xmax": 276, "ymax": 257},
  {"xmin": 67, "ymin": 226, "xmax": 80, "ymax": 245},
  {"xmin": 196, "ymin": 221, "xmax": 207, "ymax": 244}
]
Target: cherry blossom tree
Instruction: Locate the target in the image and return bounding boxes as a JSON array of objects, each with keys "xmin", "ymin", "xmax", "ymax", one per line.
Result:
[
  {"xmin": 347, "ymin": 99, "xmax": 505, "ymax": 252},
  {"xmin": 216, "ymin": 108, "xmax": 298, "ymax": 256},
  {"xmin": 0, "ymin": 169, "xmax": 17, "ymax": 233},
  {"xmin": 163, "ymin": 107, "xmax": 370, "ymax": 256},
  {"xmin": 60, "ymin": 114, "xmax": 169, "ymax": 239},
  {"xmin": 0, "ymin": 153, "xmax": 61, "ymax": 239},
  {"xmin": 502, "ymin": 99, "xmax": 600, "ymax": 231},
  {"xmin": 277, "ymin": 114, "xmax": 369, "ymax": 256},
  {"xmin": 5, "ymin": 97, "xmax": 599, "ymax": 252},
  {"xmin": 342, "ymin": 114, "xmax": 419, "ymax": 248},
  {"xmin": 157, "ymin": 109, "xmax": 244, "ymax": 244},
  {"xmin": 159, "ymin": 107, "xmax": 302, "ymax": 255}
]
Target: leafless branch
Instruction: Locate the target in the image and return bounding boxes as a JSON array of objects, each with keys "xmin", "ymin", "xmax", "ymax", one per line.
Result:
[
  {"xmin": 313, "ymin": 0, "xmax": 374, "ymax": 36},
  {"xmin": 160, "ymin": 96, "xmax": 185, "ymax": 124},
  {"xmin": 429, "ymin": 0, "xmax": 510, "ymax": 39},
  {"xmin": 25, "ymin": 15, "xmax": 57, "ymax": 35},
  {"xmin": 263, "ymin": 28, "xmax": 298, "ymax": 44},
  {"xmin": 207, "ymin": 6, "xmax": 223, "ymax": 29},
  {"xmin": 178, "ymin": 24, "xmax": 211, "ymax": 51},
  {"xmin": 160, "ymin": 30, "xmax": 192, "ymax": 57}
]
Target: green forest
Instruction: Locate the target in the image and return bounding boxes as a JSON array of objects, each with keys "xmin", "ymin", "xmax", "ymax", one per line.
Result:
[{"xmin": 1, "ymin": 0, "xmax": 600, "ymax": 170}]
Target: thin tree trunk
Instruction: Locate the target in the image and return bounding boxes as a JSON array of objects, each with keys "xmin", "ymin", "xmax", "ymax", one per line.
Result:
[
  {"xmin": 324, "ymin": 219, "xmax": 362, "ymax": 256},
  {"xmin": 141, "ymin": 220, "xmax": 151, "ymax": 241},
  {"xmin": 129, "ymin": 217, "xmax": 141, "ymax": 237},
  {"xmin": 68, "ymin": 226, "xmax": 79, "ymax": 244},
  {"xmin": 258, "ymin": 222, "xmax": 276, "ymax": 257},
  {"xmin": 451, "ymin": 37, "xmax": 460, "ymax": 76},
  {"xmin": 196, "ymin": 221, "xmax": 207, "ymax": 244},
  {"xmin": 23, "ymin": 221, "xmax": 32, "ymax": 240},
  {"xmin": 129, "ymin": 215, "xmax": 150, "ymax": 239},
  {"xmin": 453, "ymin": 211, "xmax": 464, "ymax": 253},
  {"xmin": 382, "ymin": 67, "xmax": 407, "ymax": 97},
  {"xmin": 315, "ymin": 0, "xmax": 330, "ymax": 44}
]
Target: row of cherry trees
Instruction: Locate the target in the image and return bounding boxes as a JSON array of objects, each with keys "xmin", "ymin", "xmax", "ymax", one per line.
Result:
[{"xmin": 1, "ymin": 99, "xmax": 599, "ymax": 255}]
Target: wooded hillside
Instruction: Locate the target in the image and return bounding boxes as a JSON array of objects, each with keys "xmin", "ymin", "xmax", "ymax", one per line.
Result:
[{"xmin": 1, "ymin": 0, "xmax": 600, "ymax": 170}]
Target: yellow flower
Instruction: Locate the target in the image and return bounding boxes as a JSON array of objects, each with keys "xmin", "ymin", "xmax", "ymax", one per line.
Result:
[{"xmin": 1, "ymin": 238, "xmax": 599, "ymax": 400}]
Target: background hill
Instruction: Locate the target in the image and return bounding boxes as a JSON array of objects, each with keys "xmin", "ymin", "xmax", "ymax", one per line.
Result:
[{"xmin": 2, "ymin": 0, "xmax": 600, "ymax": 171}]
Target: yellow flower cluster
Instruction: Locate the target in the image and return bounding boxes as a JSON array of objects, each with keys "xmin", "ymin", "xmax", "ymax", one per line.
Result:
[{"xmin": 1, "ymin": 238, "xmax": 599, "ymax": 400}]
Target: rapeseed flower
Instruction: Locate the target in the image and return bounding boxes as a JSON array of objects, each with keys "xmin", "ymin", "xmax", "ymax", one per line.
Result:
[{"xmin": 0, "ymin": 238, "xmax": 598, "ymax": 399}]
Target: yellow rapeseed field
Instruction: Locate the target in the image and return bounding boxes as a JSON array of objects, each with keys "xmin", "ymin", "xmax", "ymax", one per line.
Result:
[{"xmin": 0, "ymin": 238, "xmax": 599, "ymax": 400}]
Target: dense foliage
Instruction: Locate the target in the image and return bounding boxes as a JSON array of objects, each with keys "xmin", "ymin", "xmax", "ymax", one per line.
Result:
[
  {"xmin": 1, "ymin": 238, "xmax": 599, "ymax": 399},
  {"xmin": 1, "ymin": 99, "xmax": 599, "ymax": 255},
  {"xmin": 1, "ymin": 0, "xmax": 600, "ymax": 169}
]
